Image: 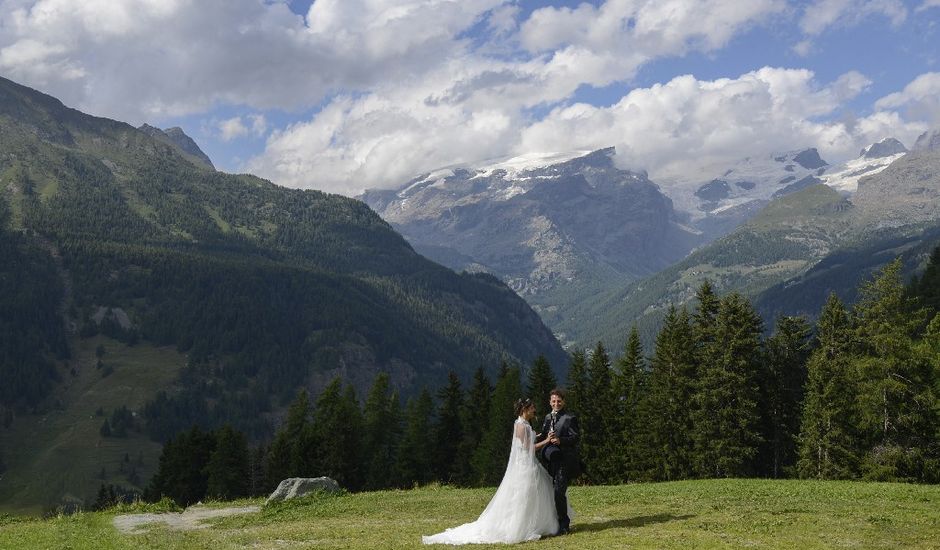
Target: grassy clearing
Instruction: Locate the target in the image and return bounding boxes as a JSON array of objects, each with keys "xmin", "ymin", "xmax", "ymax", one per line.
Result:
[
  {"xmin": 0, "ymin": 479, "xmax": 937, "ymax": 549},
  {"xmin": 0, "ymin": 336, "xmax": 186, "ymax": 515}
]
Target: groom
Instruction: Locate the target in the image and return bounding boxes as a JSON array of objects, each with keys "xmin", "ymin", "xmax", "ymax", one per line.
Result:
[{"xmin": 536, "ymin": 388, "xmax": 581, "ymax": 536}]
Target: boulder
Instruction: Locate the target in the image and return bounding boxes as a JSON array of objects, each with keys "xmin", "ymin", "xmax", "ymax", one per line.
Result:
[{"xmin": 266, "ymin": 477, "xmax": 341, "ymax": 504}]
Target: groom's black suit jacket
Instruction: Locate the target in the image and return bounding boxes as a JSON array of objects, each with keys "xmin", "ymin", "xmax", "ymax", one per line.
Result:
[{"xmin": 536, "ymin": 409, "xmax": 582, "ymax": 479}]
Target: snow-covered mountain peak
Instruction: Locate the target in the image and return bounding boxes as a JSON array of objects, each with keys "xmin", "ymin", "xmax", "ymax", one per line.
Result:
[
  {"xmin": 860, "ymin": 137, "xmax": 907, "ymax": 159},
  {"xmin": 821, "ymin": 139, "xmax": 908, "ymax": 193}
]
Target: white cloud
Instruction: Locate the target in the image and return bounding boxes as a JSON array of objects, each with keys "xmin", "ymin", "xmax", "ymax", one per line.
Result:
[
  {"xmin": 875, "ymin": 72, "xmax": 940, "ymax": 126},
  {"xmin": 917, "ymin": 0, "xmax": 940, "ymax": 11},
  {"xmin": 792, "ymin": 39, "xmax": 813, "ymax": 57},
  {"xmin": 798, "ymin": 0, "xmax": 907, "ymax": 36},
  {"xmin": 249, "ymin": 66, "xmax": 930, "ymax": 195},
  {"xmin": 516, "ymin": 67, "xmax": 922, "ymax": 184},
  {"xmin": 520, "ymin": 0, "xmax": 786, "ymax": 82},
  {"xmin": 218, "ymin": 117, "xmax": 249, "ymax": 142},
  {"xmin": 0, "ymin": 0, "xmax": 508, "ymax": 123}
]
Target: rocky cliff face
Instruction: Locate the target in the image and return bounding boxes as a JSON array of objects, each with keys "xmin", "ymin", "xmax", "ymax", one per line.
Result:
[
  {"xmin": 138, "ymin": 124, "xmax": 215, "ymax": 169},
  {"xmin": 361, "ymin": 148, "xmax": 702, "ymax": 344},
  {"xmin": 363, "ymin": 147, "xmax": 700, "ymax": 298}
]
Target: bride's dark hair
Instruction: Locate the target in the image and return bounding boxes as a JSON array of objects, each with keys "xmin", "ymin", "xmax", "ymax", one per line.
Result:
[{"xmin": 513, "ymin": 397, "xmax": 533, "ymax": 416}]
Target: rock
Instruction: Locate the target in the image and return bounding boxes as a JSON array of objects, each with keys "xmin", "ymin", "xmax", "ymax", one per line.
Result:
[
  {"xmin": 860, "ymin": 137, "xmax": 907, "ymax": 159},
  {"xmin": 912, "ymin": 130, "xmax": 940, "ymax": 152},
  {"xmin": 266, "ymin": 477, "xmax": 341, "ymax": 504},
  {"xmin": 793, "ymin": 148, "xmax": 828, "ymax": 170}
]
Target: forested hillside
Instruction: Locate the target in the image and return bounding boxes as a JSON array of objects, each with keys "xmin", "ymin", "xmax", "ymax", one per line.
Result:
[{"xmin": 0, "ymin": 76, "xmax": 565, "ymax": 512}]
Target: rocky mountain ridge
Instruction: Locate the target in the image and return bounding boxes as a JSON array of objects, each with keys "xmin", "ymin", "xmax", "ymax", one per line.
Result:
[{"xmin": 361, "ymin": 148, "xmax": 702, "ymax": 344}]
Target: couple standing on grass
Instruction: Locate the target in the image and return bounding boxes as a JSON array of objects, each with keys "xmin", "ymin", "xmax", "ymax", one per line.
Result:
[{"xmin": 423, "ymin": 388, "xmax": 581, "ymax": 545}]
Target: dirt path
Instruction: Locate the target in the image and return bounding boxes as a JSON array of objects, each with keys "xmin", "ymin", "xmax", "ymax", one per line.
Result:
[{"xmin": 112, "ymin": 504, "xmax": 260, "ymax": 534}]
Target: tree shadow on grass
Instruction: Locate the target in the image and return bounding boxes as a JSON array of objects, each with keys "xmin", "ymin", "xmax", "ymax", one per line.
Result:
[{"xmin": 574, "ymin": 513, "xmax": 696, "ymax": 534}]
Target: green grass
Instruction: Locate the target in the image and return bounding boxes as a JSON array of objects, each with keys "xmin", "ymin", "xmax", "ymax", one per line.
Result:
[
  {"xmin": 0, "ymin": 336, "xmax": 186, "ymax": 515},
  {"xmin": 0, "ymin": 480, "xmax": 937, "ymax": 549}
]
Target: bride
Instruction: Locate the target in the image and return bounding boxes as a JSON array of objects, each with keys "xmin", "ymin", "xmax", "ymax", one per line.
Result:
[{"xmin": 423, "ymin": 397, "xmax": 570, "ymax": 545}]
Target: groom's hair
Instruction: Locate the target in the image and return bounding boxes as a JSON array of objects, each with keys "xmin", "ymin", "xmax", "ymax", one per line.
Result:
[{"xmin": 549, "ymin": 388, "xmax": 566, "ymax": 400}]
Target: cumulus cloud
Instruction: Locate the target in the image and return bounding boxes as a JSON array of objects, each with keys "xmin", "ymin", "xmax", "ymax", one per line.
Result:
[
  {"xmin": 517, "ymin": 67, "xmax": 907, "ymax": 183},
  {"xmin": 249, "ymin": 66, "xmax": 929, "ymax": 195},
  {"xmin": 218, "ymin": 114, "xmax": 267, "ymax": 142},
  {"xmin": 798, "ymin": 0, "xmax": 907, "ymax": 36},
  {"xmin": 2, "ymin": 1, "xmax": 932, "ymax": 197},
  {"xmin": 520, "ymin": 0, "xmax": 785, "ymax": 83},
  {"xmin": 0, "ymin": 0, "xmax": 506, "ymax": 122},
  {"xmin": 875, "ymin": 72, "xmax": 940, "ymax": 126}
]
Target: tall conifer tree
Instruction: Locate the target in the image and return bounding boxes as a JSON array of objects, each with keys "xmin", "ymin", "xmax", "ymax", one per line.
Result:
[
  {"xmin": 206, "ymin": 425, "xmax": 250, "ymax": 500},
  {"xmin": 398, "ymin": 388, "xmax": 436, "ymax": 486},
  {"xmin": 526, "ymin": 355, "xmax": 557, "ymax": 421},
  {"xmin": 433, "ymin": 373, "xmax": 464, "ymax": 484},
  {"xmin": 566, "ymin": 350, "xmax": 589, "ymax": 418},
  {"xmin": 615, "ymin": 326, "xmax": 647, "ymax": 481},
  {"xmin": 583, "ymin": 342, "xmax": 617, "ymax": 483},
  {"xmin": 457, "ymin": 367, "xmax": 492, "ymax": 486},
  {"xmin": 472, "ymin": 366, "xmax": 521, "ymax": 485},
  {"xmin": 362, "ymin": 373, "xmax": 395, "ymax": 490},
  {"xmin": 853, "ymin": 259, "xmax": 937, "ymax": 480},
  {"xmin": 692, "ymin": 293, "xmax": 764, "ymax": 478},
  {"xmin": 310, "ymin": 378, "xmax": 363, "ymax": 490},
  {"xmin": 797, "ymin": 293, "xmax": 860, "ymax": 479},
  {"xmin": 644, "ymin": 306, "xmax": 697, "ymax": 480},
  {"xmin": 266, "ymin": 389, "xmax": 310, "ymax": 487},
  {"xmin": 760, "ymin": 316, "xmax": 811, "ymax": 478}
]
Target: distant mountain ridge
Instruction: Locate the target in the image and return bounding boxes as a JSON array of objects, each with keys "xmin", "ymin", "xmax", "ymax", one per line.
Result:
[
  {"xmin": 138, "ymin": 124, "xmax": 215, "ymax": 169},
  {"xmin": 573, "ymin": 143, "xmax": 940, "ymax": 351},
  {"xmin": 361, "ymin": 147, "xmax": 702, "ymax": 344}
]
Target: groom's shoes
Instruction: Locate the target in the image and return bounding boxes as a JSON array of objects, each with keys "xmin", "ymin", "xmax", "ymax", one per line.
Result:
[{"xmin": 554, "ymin": 527, "xmax": 570, "ymax": 536}]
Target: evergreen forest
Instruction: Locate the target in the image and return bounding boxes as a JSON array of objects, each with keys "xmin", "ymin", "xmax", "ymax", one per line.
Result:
[{"xmin": 141, "ymin": 254, "xmax": 940, "ymax": 506}]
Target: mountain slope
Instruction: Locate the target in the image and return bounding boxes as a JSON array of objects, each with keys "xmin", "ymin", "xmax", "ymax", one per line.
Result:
[
  {"xmin": 575, "ymin": 146, "xmax": 940, "ymax": 350},
  {"xmin": 0, "ymin": 76, "xmax": 567, "ymax": 510}
]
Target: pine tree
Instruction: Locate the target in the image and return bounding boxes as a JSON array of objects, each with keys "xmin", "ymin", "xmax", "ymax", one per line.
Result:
[
  {"xmin": 614, "ymin": 325, "xmax": 647, "ymax": 481},
  {"xmin": 472, "ymin": 366, "xmax": 521, "ymax": 485},
  {"xmin": 432, "ymin": 373, "xmax": 464, "ymax": 484},
  {"xmin": 386, "ymin": 391, "xmax": 404, "ymax": 487},
  {"xmin": 583, "ymin": 342, "xmax": 616, "ymax": 483},
  {"xmin": 760, "ymin": 316, "xmax": 811, "ymax": 478},
  {"xmin": 853, "ymin": 259, "xmax": 937, "ymax": 481},
  {"xmin": 566, "ymin": 350, "xmax": 589, "ymax": 418},
  {"xmin": 248, "ymin": 444, "xmax": 267, "ymax": 497},
  {"xmin": 266, "ymin": 389, "xmax": 310, "ymax": 488},
  {"xmin": 456, "ymin": 367, "xmax": 491, "ymax": 486},
  {"xmin": 398, "ymin": 388, "xmax": 436, "ymax": 486},
  {"xmin": 797, "ymin": 293, "xmax": 860, "ymax": 479},
  {"xmin": 644, "ymin": 306, "xmax": 697, "ymax": 480},
  {"xmin": 310, "ymin": 379, "xmax": 363, "ymax": 490},
  {"xmin": 693, "ymin": 280, "xmax": 720, "ymax": 365},
  {"xmin": 910, "ymin": 246, "xmax": 940, "ymax": 317},
  {"xmin": 692, "ymin": 292, "xmax": 764, "ymax": 478},
  {"xmin": 206, "ymin": 425, "xmax": 250, "ymax": 500},
  {"xmin": 362, "ymin": 372, "xmax": 397, "ymax": 490},
  {"xmin": 145, "ymin": 426, "xmax": 215, "ymax": 505},
  {"xmin": 526, "ymin": 355, "xmax": 557, "ymax": 421}
]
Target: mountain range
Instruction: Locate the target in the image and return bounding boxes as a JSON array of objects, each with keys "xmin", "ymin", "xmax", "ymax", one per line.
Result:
[
  {"xmin": 365, "ymin": 134, "xmax": 940, "ymax": 350},
  {"xmin": 361, "ymin": 148, "xmax": 702, "ymax": 345}
]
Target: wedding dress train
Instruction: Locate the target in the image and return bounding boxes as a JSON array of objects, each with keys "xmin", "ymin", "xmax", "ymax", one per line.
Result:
[{"xmin": 422, "ymin": 418, "xmax": 567, "ymax": 545}]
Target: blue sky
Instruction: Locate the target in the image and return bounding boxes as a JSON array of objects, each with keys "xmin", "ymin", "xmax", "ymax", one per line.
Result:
[{"xmin": 1, "ymin": 0, "xmax": 939, "ymax": 194}]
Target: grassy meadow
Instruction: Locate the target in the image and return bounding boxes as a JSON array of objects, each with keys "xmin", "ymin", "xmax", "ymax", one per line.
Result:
[
  {"xmin": 1, "ymin": 479, "xmax": 937, "ymax": 549},
  {"xmin": 0, "ymin": 336, "xmax": 186, "ymax": 515}
]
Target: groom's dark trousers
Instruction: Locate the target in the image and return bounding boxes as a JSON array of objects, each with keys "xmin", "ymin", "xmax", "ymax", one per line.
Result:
[{"xmin": 544, "ymin": 446, "xmax": 570, "ymax": 531}]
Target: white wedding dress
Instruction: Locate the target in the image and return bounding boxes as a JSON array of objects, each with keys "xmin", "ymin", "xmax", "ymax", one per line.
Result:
[{"xmin": 423, "ymin": 417, "xmax": 568, "ymax": 545}]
